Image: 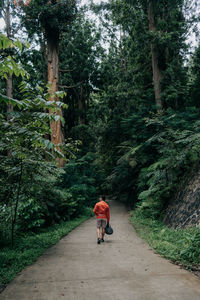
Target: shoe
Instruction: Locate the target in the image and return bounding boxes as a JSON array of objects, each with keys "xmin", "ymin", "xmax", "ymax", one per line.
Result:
[
  {"xmin": 97, "ymin": 238, "xmax": 101, "ymax": 244},
  {"xmin": 101, "ymin": 239, "xmax": 104, "ymax": 243}
]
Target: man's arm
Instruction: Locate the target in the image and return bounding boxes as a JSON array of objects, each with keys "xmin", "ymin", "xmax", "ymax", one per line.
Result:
[
  {"xmin": 106, "ymin": 206, "xmax": 110, "ymax": 223},
  {"xmin": 93, "ymin": 203, "xmax": 98, "ymax": 216}
]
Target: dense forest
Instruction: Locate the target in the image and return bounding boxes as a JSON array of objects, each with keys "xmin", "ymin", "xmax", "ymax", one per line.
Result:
[{"xmin": 1, "ymin": 0, "xmax": 200, "ymax": 285}]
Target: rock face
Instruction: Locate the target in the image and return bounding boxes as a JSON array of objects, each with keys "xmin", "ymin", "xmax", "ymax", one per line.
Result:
[{"xmin": 163, "ymin": 170, "xmax": 200, "ymax": 229}]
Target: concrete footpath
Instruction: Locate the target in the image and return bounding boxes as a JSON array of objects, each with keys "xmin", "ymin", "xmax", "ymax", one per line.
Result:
[{"xmin": 1, "ymin": 200, "xmax": 200, "ymax": 300}]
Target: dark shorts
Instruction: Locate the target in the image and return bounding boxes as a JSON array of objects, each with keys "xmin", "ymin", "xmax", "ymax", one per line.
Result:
[{"xmin": 96, "ymin": 218, "xmax": 107, "ymax": 228}]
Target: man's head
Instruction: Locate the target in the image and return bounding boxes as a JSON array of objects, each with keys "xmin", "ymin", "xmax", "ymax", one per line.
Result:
[{"xmin": 100, "ymin": 195, "xmax": 106, "ymax": 201}]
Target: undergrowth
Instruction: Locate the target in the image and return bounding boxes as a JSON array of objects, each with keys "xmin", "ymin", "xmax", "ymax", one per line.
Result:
[
  {"xmin": 0, "ymin": 209, "xmax": 92, "ymax": 287},
  {"xmin": 130, "ymin": 210, "xmax": 200, "ymax": 270}
]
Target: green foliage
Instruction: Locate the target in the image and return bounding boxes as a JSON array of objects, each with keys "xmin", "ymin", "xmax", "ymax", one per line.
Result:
[
  {"xmin": 59, "ymin": 10, "xmax": 104, "ymax": 130},
  {"xmin": 188, "ymin": 44, "xmax": 200, "ymax": 107},
  {"xmin": 60, "ymin": 152, "xmax": 105, "ymax": 213},
  {"xmin": 136, "ymin": 109, "xmax": 200, "ymax": 217},
  {"xmin": 90, "ymin": 0, "xmax": 191, "ymax": 190},
  {"xmin": 0, "ymin": 33, "xmax": 79, "ymax": 245},
  {"xmin": 69, "ymin": 125, "xmax": 95, "ymax": 155},
  {"xmin": 131, "ymin": 210, "xmax": 200, "ymax": 267},
  {"xmin": 104, "ymin": 0, "xmax": 187, "ymax": 110},
  {"xmin": 107, "ymin": 108, "xmax": 200, "ymax": 215},
  {"xmin": 20, "ymin": 0, "xmax": 77, "ymax": 37},
  {"xmin": 0, "ymin": 34, "xmax": 27, "ymax": 79},
  {"xmin": 17, "ymin": 198, "xmax": 45, "ymax": 231},
  {"xmin": 180, "ymin": 231, "xmax": 200, "ymax": 263}
]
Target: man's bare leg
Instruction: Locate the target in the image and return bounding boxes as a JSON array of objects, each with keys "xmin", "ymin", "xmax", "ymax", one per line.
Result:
[
  {"xmin": 97, "ymin": 227, "xmax": 101, "ymax": 244},
  {"xmin": 101, "ymin": 228, "xmax": 105, "ymax": 241},
  {"xmin": 97, "ymin": 227, "xmax": 101, "ymax": 239}
]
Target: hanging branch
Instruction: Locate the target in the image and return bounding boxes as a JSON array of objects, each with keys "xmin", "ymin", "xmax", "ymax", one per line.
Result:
[
  {"xmin": 59, "ymin": 68, "xmax": 75, "ymax": 73},
  {"xmin": 59, "ymin": 81, "xmax": 83, "ymax": 89}
]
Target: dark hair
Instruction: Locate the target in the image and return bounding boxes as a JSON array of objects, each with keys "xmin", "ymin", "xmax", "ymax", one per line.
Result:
[{"xmin": 100, "ymin": 195, "xmax": 105, "ymax": 201}]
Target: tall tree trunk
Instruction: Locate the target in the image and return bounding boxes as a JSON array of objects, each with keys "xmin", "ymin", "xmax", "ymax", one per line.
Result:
[
  {"xmin": 5, "ymin": 0, "xmax": 13, "ymax": 117},
  {"xmin": 47, "ymin": 34, "xmax": 65, "ymax": 167},
  {"xmin": 148, "ymin": 0, "xmax": 163, "ymax": 110}
]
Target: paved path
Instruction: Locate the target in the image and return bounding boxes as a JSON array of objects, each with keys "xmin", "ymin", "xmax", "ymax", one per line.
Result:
[{"xmin": 1, "ymin": 200, "xmax": 200, "ymax": 300}]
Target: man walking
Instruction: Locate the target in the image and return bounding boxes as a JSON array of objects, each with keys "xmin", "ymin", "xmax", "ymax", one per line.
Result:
[{"xmin": 93, "ymin": 195, "xmax": 110, "ymax": 244}]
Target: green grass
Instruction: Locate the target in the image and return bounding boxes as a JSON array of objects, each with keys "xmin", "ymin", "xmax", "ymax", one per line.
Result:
[
  {"xmin": 0, "ymin": 211, "xmax": 92, "ymax": 286},
  {"xmin": 130, "ymin": 210, "xmax": 200, "ymax": 270}
]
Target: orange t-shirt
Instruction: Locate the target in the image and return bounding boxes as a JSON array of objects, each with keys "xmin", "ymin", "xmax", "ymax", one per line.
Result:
[{"xmin": 93, "ymin": 200, "xmax": 110, "ymax": 223}]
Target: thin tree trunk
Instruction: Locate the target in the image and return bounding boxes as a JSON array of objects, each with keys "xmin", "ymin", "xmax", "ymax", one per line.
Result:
[
  {"xmin": 6, "ymin": 74, "xmax": 13, "ymax": 114},
  {"xmin": 5, "ymin": 0, "xmax": 13, "ymax": 117},
  {"xmin": 47, "ymin": 35, "xmax": 65, "ymax": 167},
  {"xmin": 41, "ymin": 33, "xmax": 48, "ymax": 84},
  {"xmin": 148, "ymin": 0, "xmax": 163, "ymax": 110},
  {"xmin": 41, "ymin": 34, "xmax": 50, "ymax": 152},
  {"xmin": 11, "ymin": 161, "xmax": 23, "ymax": 247},
  {"xmin": 78, "ymin": 85, "xmax": 85, "ymax": 125},
  {"xmin": 119, "ymin": 25, "xmax": 127, "ymax": 72}
]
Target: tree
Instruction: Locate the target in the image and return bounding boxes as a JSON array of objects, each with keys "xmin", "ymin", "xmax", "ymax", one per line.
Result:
[
  {"xmin": 59, "ymin": 10, "xmax": 103, "ymax": 132},
  {"xmin": 17, "ymin": 0, "xmax": 77, "ymax": 166},
  {"xmin": 0, "ymin": 33, "xmax": 68, "ymax": 245},
  {"xmin": 125, "ymin": 0, "xmax": 187, "ymax": 110},
  {"xmin": 148, "ymin": 0, "xmax": 163, "ymax": 109}
]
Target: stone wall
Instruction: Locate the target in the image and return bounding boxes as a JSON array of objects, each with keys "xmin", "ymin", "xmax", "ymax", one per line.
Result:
[{"xmin": 163, "ymin": 170, "xmax": 200, "ymax": 229}]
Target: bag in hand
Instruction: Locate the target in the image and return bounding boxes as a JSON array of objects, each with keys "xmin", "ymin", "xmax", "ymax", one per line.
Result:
[{"xmin": 105, "ymin": 223, "xmax": 113, "ymax": 235}]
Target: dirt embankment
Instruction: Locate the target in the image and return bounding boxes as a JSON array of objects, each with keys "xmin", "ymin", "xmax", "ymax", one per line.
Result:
[{"xmin": 164, "ymin": 169, "xmax": 200, "ymax": 229}]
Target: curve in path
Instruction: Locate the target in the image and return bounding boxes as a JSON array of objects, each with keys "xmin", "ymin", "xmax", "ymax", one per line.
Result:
[{"xmin": 1, "ymin": 200, "xmax": 200, "ymax": 300}]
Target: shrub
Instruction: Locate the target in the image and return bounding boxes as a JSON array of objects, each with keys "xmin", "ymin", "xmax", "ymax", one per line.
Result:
[{"xmin": 17, "ymin": 198, "xmax": 46, "ymax": 231}]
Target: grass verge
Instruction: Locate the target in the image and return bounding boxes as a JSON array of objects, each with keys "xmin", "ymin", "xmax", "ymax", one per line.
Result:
[
  {"xmin": 130, "ymin": 210, "xmax": 200, "ymax": 273},
  {"xmin": 0, "ymin": 211, "xmax": 92, "ymax": 288}
]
